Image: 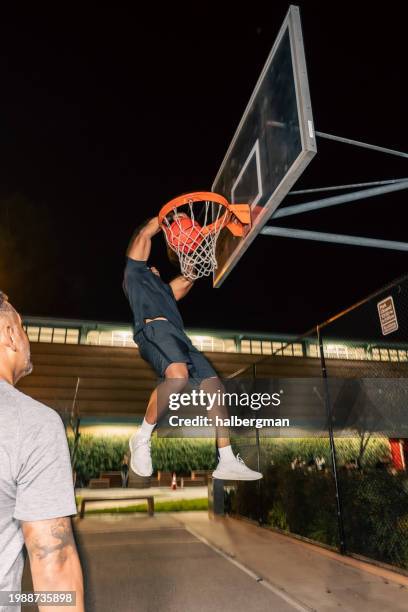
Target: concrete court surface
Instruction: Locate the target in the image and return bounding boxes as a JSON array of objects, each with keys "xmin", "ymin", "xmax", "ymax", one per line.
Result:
[
  {"xmin": 73, "ymin": 513, "xmax": 297, "ymax": 612},
  {"xmin": 72, "ymin": 511, "xmax": 408, "ymax": 612}
]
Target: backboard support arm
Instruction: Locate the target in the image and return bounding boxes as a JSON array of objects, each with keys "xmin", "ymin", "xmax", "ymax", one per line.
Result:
[
  {"xmin": 315, "ymin": 131, "xmax": 408, "ymax": 159},
  {"xmin": 273, "ymin": 181, "xmax": 408, "ymax": 220},
  {"xmin": 261, "ymin": 226, "xmax": 408, "ymax": 252}
]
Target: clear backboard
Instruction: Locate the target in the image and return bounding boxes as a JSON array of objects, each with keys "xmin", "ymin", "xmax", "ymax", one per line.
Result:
[{"xmin": 212, "ymin": 5, "xmax": 316, "ymax": 287}]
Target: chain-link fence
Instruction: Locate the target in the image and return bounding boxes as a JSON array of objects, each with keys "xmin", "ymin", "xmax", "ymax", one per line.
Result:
[{"xmin": 226, "ymin": 274, "xmax": 408, "ymax": 572}]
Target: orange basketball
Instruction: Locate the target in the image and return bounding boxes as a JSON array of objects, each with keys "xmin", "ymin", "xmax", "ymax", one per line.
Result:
[{"xmin": 165, "ymin": 216, "xmax": 203, "ymax": 254}]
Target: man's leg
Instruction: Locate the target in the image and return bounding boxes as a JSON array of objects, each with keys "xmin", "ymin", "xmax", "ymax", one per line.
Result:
[
  {"xmin": 198, "ymin": 376, "xmax": 230, "ymax": 448},
  {"xmin": 144, "ymin": 363, "xmax": 189, "ymax": 424},
  {"xmin": 199, "ymin": 375, "xmax": 263, "ymax": 481},
  {"xmin": 130, "ymin": 362, "xmax": 189, "ymax": 477}
]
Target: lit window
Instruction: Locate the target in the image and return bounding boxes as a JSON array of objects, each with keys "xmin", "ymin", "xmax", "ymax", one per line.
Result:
[
  {"xmin": 39, "ymin": 327, "xmax": 53, "ymax": 343},
  {"xmin": 250, "ymin": 340, "xmax": 262, "ymax": 354},
  {"xmin": 272, "ymin": 342, "xmax": 284, "ymax": 355},
  {"xmin": 87, "ymin": 331, "xmax": 99, "ymax": 345},
  {"xmin": 261, "ymin": 341, "xmax": 272, "ymax": 355},
  {"xmin": 225, "ymin": 339, "xmax": 236, "ymax": 353},
  {"xmin": 189, "ymin": 336, "xmax": 200, "ymax": 350},
  {"xmin": 86, "ymin": 329, "xmax": 132, "ymax": 347},
  {"xmin": 188, "ymin": 335, "xmax": 235, "ymax": 353},
  {"xmin": 190, "ymin": 336, "xmax": 207, "ymax": 351},
  {"xmin": 212, "ymin": 338, "xmax": 226, "ymax": 352},
  {"xmin": 307, "ymin": 344, "xmax": 319, "ymax": 358},
  {"xmin": 241, "ymin": 340, "xmax": 251, "ymax": 354},
  {"xmin": 66, "ymin": 329, "xmax": 80, "ymax": 344},
  {"xmin": 283, "ymin": 344, "xmax": 294, "ymax": 356},
  {"xmin": 334, "ymin": 345, "xmax": 347, "ymax": 359},
  {"xmin": 26, "ymin": 326, "xmax": 40, "ymax": 342},
  {"xmin": 324, "ymin": 344, "xmax": 364, "ymax": 360},
  {"xmin": 52, "ymin": 328, "xmax": 67, "ymax": 344},
  {"xmin": 112, "ymin": 331, "xmax": 135, "ymax": 347}
]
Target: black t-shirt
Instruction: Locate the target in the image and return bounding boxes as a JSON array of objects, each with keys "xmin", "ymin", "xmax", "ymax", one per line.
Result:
[{"xmin": 123, "ymin": 258, "xmax": 184, "ymax": 334}]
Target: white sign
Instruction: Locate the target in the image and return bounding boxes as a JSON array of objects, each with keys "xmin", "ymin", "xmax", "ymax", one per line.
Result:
[{"xmin": 377, "ymin": 296, "xmax": 399, "ymax": 336}]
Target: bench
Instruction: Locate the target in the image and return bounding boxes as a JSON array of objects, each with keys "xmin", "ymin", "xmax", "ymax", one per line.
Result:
[
  {"xmin": 180, "ymin": 477, "xmax": 206, "ymax": 487},
  {"xmin": 88, "ymin": 478, "xmax": 110, "ymax": 489},
  {"xmin": 99, "ymin": 471, "xmax": 123, "ymax": 487},
  {"xmin": 191, "ymin": 470, "xmax": 212, "ymax": 484},
  {"xmin": 79, "ymin": 495, "xmax": 155, "ymax": 519}
]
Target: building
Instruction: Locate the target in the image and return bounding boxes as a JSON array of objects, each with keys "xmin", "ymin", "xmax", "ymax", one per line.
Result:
[{"xmin": 17, "ymin": 315, "xmax": 408, "ymax": 440}]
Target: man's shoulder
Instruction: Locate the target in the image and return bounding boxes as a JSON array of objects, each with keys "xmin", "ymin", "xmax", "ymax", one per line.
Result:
[
  {"xmin": 124, "ymin": 257, "xmax": 150, "ymax": 287},
  {"xmin": 3, "ymin": 385, "xmax": 63, "ymax": 428}
]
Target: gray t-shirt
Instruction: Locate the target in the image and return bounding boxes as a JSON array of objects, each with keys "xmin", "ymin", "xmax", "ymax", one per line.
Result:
[{"xmin": 0, "ymin": 380, "xmax": 77, "ymax": 609}]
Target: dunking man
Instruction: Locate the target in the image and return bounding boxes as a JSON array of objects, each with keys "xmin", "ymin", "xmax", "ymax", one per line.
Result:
[{"xmin": 124, "ymin": 216, "xmax": 262, "ymax": 481}]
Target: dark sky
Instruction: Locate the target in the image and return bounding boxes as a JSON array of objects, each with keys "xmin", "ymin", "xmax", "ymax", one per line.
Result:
[{"xmin": 0, "ymin": 2, "xmax": 406, "ymax": 334}]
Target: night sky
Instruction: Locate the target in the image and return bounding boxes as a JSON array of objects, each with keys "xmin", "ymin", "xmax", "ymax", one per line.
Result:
[{"xmin": 0, "ymin": 2, "xmax": 406, "ymax": 334}]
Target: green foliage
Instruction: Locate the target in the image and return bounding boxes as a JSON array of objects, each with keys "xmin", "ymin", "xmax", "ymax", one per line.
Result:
[
  {"xmin": 68, "ymin": 435, "xmax": 128, "ymax": 485},
  {"xmin": 339, "ymin": 470, "xmax": 408, "ymax": 568},
  {"xmin": 151, "ymin": 438, "xmax": 216, "ymax": 473},
  {"xmin": 230, "ymin": 436, "xmax": 408, "ymax": 569},
  {"xmin": 267, "ymin": 502, "xmax": 289, "ymax": 531},
  {"xmin": 86, "ymin": 497, "xmax": 208, "ymax": 514},
  {"xmin": 257, "ymin": 437, "xmax": 389, "ymax": 468},
  {"xmin": 68, "ymin": 435, "xmax": 216, "ymax": 485}
]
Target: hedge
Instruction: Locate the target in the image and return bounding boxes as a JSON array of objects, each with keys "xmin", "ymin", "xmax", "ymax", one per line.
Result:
[{"xmin": 68, "ymin": 435, "xmax": 216, "ymax": 485}]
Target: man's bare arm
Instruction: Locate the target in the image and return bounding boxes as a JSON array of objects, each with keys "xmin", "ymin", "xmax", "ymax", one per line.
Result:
[
  {"xmin": 169, "ymin": 275, "xmax": 194, "ymax": 301},
  {"xmin": 127, "ymin": 217, "xmax": 161, "ymax": 261},
  {"xmin": 22, "ymin": 517, "xmax": 84, "ymax": 612}
]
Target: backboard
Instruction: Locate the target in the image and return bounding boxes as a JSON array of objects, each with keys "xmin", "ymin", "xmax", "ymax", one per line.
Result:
[{"xmin": 212, "ymin": 5, "xmax": 316, "ymax": 287}]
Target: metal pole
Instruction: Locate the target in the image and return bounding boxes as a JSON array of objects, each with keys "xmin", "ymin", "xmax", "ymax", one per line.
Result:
[
  {"xmin": 289, "ymin": 177, "xmax": 408, "ymax": 196},
  {"xmin": 317, "ymin": 325, "xmax": 346, "ymax": 554},
  {"xmin": 255, "ymin": 426, "xmax": 262, "ymax": 525},
  {"xmin": 272, "ymin": 181, "xmax": 408, "ymax": 219},
  {"xmin": 252, "ymin": 363, "xmax": 263, "ymax": 525},
  {"xmin": 261, "ymin": 226, "xmax": 408, "ymax": 252},
  {"xmin": 316, "ymin": 131, "xmax": 408, "ymax": 159}
]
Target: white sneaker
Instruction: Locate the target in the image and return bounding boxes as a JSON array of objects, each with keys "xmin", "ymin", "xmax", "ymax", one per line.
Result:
[
  {"xmin": 129, "ymin": 435, "xmax": 153, "ymax": 477},
  {"xmin": 212, "ymin": 453, "xmax": 263, "ymax": 481}
]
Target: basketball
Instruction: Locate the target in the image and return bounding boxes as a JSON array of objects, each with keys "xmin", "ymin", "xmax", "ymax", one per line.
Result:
[{"xmin": 165, "ymin": 216, "xmax": 204, "ymax": 254}]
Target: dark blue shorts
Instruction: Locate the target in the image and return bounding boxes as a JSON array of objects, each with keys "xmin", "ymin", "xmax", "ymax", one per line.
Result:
[{"xmin": 135, "ymin": 319, "xmax": 217, "ymax": 381}]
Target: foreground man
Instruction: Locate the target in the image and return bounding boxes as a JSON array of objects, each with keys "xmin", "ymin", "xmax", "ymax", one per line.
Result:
[
  {"xmin": 124, "ymin": 216, "xmax": 262, "ymax": 481},
  {"xmin": 0, "ymin": 292, "xmax": 84, "ymax": 612}
]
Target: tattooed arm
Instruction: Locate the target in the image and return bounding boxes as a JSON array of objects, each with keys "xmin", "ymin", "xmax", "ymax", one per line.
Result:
[{"xmin": 22, "ymin": 517, "xmax": 84, "ymax": 612}]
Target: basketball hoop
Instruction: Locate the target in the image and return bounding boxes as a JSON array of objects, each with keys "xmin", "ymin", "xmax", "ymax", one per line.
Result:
[{"xmin": 158, "ymin": 191, "xmax": 251, "ymax": 281}]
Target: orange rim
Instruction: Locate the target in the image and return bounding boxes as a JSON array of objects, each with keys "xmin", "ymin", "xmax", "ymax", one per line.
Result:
[{"xmin": 158, "ymin": 191, "xmax": 231, "ymax": 236}]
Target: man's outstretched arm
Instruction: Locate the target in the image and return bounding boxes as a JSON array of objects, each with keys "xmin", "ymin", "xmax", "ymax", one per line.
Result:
[
  {"xmin": 127, "ymin": 217, "xmax": 161, "ymax": 261},
  {"xmin": 169, "ymin": 275, "xmax": 194, "ymax": 301},
  {"xmin": 22, "ymin": 517, "xmax": 84, "ymax": 612}
]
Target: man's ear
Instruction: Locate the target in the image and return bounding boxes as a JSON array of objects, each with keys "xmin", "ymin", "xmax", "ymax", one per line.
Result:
[{"xmin": 2, "ymin": 324, "xmax": 18, "ymax": 352}]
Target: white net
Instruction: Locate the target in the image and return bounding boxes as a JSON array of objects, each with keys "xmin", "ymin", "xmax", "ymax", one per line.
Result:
[{"xmin": 162, "ymin": 199, "xmax": 229, "ymax": 281}]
